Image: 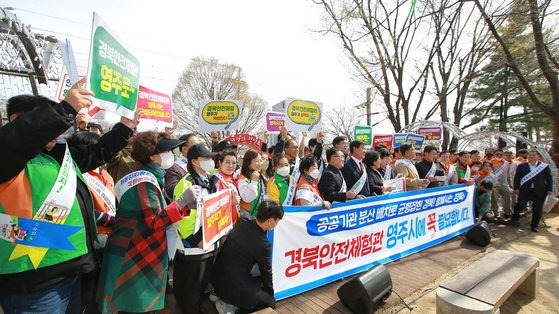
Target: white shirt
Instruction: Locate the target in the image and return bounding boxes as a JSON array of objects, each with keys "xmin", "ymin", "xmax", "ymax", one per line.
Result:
[{"xmin": 528, "ymin": 162, "xmax": 538, "ymax": 188}]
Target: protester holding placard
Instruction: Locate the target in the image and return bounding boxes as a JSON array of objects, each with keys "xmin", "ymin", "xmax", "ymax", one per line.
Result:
[
  {"xmin": 416, "ymin": 146, "xmax": 445, "ymax": 189},
  {"xmin": 238, "ymin": 149, "xmax": 268, "ymax": 217},
  {"xmin": 164, "ymin": 133, "xmax": 199, "ymax": 200},
  {"xmin": 341, "ymin": 140, "xmax": 370, "ymax": 198},
  {"xmin": 172, "ymin": 143, "xmax": 219, "ymax": 313},
  {"xmin": 318, "ymin": 148, "xmax": 357, "ymax": 203},
  {"xmin": 211, "ymin": 201, "xmax": 283, "ymax": 312},
  {"xmin": 394, "ymin": 144, "xmax": 429, "ymax": 191},
  {"xmin": 0, "ymin": 79, "xmax": 138, "ymax": 313},
  {"xmin": 268, "ymin": 154, "xmax": 292, "ymax": 204},
  {"xmin": 512, "ymin": 150, "xmax": 553, "ymax": 232},
  {"xmin": 295, "ymin": 156, "xmax": 331, "ymax": 208},
  {"xmin": 211, "ymin": 149, "xmax": 241, "ymax": 224},
  {"xmin": 363, "ymin": 151, "xmax": 392, "ymax": 196},
  {"xmin": 456, "ymin": 151, "xmax": 475, "ymax": 185},
  {"xmin": 97, "ymin": 131, "xmax": 196, "ymax": 314}
]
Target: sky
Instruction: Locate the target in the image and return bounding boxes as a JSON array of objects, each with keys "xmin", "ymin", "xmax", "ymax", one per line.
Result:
[{"xmin": 1, "ymin": 0, "xmax": 373, "ymax": 126}]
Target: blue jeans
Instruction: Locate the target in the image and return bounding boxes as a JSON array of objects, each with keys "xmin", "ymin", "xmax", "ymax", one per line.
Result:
[{"xmin": 0, "ymin": 275, "xmax": 81, "ymax": 314}]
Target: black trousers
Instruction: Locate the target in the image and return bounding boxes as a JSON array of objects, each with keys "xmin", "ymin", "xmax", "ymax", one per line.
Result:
[
  {"xmin": 173, "ymin": 253, "xmax": 215, "ymax": 314},
  {"xmin": 239, "ymin": 290, "xmax": 276, "ymax": 313},
  {"xmin": 513, "ymin": 188, "xmax": 545, "ymax": 228}
]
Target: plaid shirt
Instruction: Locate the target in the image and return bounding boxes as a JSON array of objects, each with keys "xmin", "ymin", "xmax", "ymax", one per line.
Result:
[{"xmin": 97, "ymin": 162, "xmax": 183, "ymax": 313}]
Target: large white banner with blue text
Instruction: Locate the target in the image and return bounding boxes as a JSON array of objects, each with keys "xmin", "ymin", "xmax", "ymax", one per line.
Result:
[{"xmin": 269, "ymin": 184, "xmax": 476, "ymax": 300}]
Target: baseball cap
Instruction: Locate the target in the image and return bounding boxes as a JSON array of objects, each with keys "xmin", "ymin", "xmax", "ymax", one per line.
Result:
[
  {"xmin": 187, "ymin": 143, "xmax": 218, "ymax": 160},
  {"xmin": 217, "ymin": 140, "xmax": 238, "ymax": 151},
  {"xmin": 155, "ymin": 137, "xmax": 185, "ymax": 154}
]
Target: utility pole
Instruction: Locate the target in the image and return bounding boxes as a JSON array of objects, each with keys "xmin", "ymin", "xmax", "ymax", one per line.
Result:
[{"xmin": 366, "ymin": 87, "xmax": 372, "ymax": 126}]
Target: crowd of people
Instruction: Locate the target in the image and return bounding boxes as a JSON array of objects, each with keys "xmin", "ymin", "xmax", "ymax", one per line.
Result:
[{"xmin": 0, "ymin": 83, "xmax": 554, "ymax": 314}]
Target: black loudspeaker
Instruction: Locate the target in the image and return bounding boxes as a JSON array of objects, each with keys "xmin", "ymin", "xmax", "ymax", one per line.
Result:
[
  {"xmin": 337, "ymin": 264, "xmax": 392, "ymax": 314},
  {"xmin": 465, "ymin": 221, "xmax": 492, "ymax": 247}
]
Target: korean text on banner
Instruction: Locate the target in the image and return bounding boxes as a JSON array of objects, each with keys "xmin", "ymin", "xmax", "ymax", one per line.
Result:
[
  {"xmin": 393, "ymin": 133, "xmax": 408, "ymax": 148},
  {"xmin": 354, "ymin": 126, "xmax": 372, "ymax": 146},
  {"xmin": 269, "ymin": 184, "xmax": 476, "ymax": 300},
  {"xmin": 284, "ymin": 98, "xmax": 323, "ymax": 133},
  {"xmin": 199, "ymin": 100, "xmax": 243, "ymax": 132},
  {"xmin": 202, "ymin": 189, "xmax": 234, "ymax": 251},
  {"xmin": 418, "ymin": 127, "xmax": 442, "ymax": 141},
  {"xmin": 266, "ymin": 112, "xmax": 285, "ymax": 133},
  {"xmin": 406, "ymin": 134, "xmax": 426, "ymax": 150},
  {"xmin": 223, "ymin": 134, "xmax": 263, "ymax": 151},
  {"xmin": 55, "ymin": 71, "xmax": 86, "ymax": 103},
  {"xmin": 86, "ymin": 12, "xmax": 140, "ymax": 119},
  {"xmin": 372, "ymin": 134, "xmax": 394, "ymax": 150},
  {"xmin": 137, "ymin": 85, "xmax": 173, "ymax": 125}
]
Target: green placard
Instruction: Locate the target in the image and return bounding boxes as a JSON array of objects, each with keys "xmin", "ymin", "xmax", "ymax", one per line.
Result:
[
  {"xmin": 354, "ymin": 125, "xmax": 372, "ymax": 146},
  {"xmin": 86, "ymin": 13, "xmax": 140, "ymax": 119}
]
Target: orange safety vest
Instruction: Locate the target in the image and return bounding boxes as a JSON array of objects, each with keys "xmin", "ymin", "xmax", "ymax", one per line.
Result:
[{"xmin": 295, "ymin": 176, "xmax": 321, "ymax": 206}]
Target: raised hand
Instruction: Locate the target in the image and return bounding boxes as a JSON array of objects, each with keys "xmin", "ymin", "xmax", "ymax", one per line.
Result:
[
  {"xmin": 64, "ymin": 78, "xmax": 94, "ymax": 113},
  {"xmin": 121, "ymin": 109, "xmax": 141, "ymax": 130}
]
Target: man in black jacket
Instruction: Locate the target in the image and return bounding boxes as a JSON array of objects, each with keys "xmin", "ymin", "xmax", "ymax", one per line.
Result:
[
  {"xmin": 318, "ymin": 147, "xmax": 357, "ymax": 203},
  {"xmin": 512, "ymin": 150, "xmax": 554, "ymax": 232},
  {"xmin": 341, "ymin": 140, "xmax": 370, "ymax": 197},
  {"xmin": 211, "ymin": 201, "xmax": 284, "ymax": 312},
  {"xmin": 416, "ymin": 146, "xmax": 445, "ymax": 188},
  {"xmin": 0, "ymin": 79, "xmax": 138, "ymax": 313}
]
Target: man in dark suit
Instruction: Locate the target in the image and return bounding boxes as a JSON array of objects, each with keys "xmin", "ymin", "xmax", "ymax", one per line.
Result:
[
  {"xmin": 318, "ymin": 147, "xmax": 357, "ymax": 203},
  {"xmin": 512, "ymin": 150, "xmax": 553, "ymax": 232},
  {"xmin": 416, "ymin": 146, "xmax": 445, "ymax": 188},
  {"xmin": 341, "ymin": 140, "xmax": 370, "ymax": 198},
  {"xmin": 211, "ymin": 201, "xmax": 284, "ymax": 312}
]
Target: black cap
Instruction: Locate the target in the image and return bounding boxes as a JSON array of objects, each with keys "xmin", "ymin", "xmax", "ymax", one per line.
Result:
[
  {"xmin": 217, "ymin": 140, "xmax": 238, "ymax": 151},
  {"xmin": 155, "ymin": 137, "xmax": 185, "ymax": 154},
  {"xmin": 187, "ymin": 143, "xmax": 218, "ymax": 160}
]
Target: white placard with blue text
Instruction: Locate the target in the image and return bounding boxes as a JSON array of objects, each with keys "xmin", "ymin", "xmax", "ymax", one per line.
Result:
[{"xmin": 269, "ymin": 184, "xmax": 476, "ymax": 300}]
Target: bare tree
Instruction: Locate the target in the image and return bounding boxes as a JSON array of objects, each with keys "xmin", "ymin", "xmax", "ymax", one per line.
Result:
[
  {"xmin": 172, "ymin": 57, "xmax": 266, "ymax": 145},
  {"xmin": 426, "ymin": 0, "xmax": 494, "ymax": 149},
  {"xmin": 469, "ymin": 0, "xmax": 559, "ymax": 163},
  {"xmin": 323, "ymin": 106, "xmax": 356, "ymax": 144},
  {"xmin": 314, "ymin": 0, "xmax": 442, "ymax": 131}
]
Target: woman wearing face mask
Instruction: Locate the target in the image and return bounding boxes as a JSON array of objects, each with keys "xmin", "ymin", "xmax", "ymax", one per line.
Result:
[
  {"xmin": 267, "ymin": 154, "xmax": 291, "ymax": 204},
  {"xmin": 97, "ymin": 132, "xmax": 199, "ymax": 314},
  {"xmin": 172, "ymin": 143, "xmax": 221, "ymax": 314},
  {"xmin": 211, "ymin": 149, "xmax": 241, "ymax": 224},
  {"xmin": 295, "ymin": 156, "xmax": 331, "ymax": 208}
]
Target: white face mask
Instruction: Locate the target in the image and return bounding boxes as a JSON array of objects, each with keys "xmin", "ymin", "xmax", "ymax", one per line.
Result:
[
  {"xmin": 199, "ymin": 159, "xmax": 215, "ymax": 173},
  {"xmin": 495, "ymin": 157, "xmax": 503, "ymax": 161},
  {"xmin": 309, "ymin": 169, "xmax": 320, "ymax": 179},
  {"xmin": 276, "ymin": 166, "xmax": 290, "ymax": 177},
  {"xmin": 160, "ymin": 151, "xmax": 174, "ymax": 170}
]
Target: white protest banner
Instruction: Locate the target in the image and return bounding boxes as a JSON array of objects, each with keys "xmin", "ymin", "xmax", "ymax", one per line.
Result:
[
  {"xmin": 58, "ymin": 39, "xmax": 79, "ymax": 85},
  {"xmin": 383, "ymin": 177, "xmax": 406, "ymax": 193},
  {"xmin": 86, "ymin": 12, "xmax": 140, "ymax": 119},
  {"xmin": 198, "ymin": 100, "xmax": 243, "ymax": 132},
  {"xmin": 269, "ymin": 184, "xmax": 476, "ymax": 300},
  {"xmin": 55, "ymin": 70, "xmax": 86, "ymax": 103},
  {"xmin": 284, "ymin": 98, "xmax": 323, "ymax": 133}
]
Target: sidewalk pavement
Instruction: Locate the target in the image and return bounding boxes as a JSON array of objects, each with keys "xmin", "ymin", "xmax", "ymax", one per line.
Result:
[{"xmin": 389, "ymin": 213, "xmax": 559, "ymax": 313}]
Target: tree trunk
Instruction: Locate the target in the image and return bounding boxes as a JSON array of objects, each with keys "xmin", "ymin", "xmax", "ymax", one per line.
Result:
[{"xmin": 552, "ymin": 111, "xmax": 559, "ymax": 165}]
